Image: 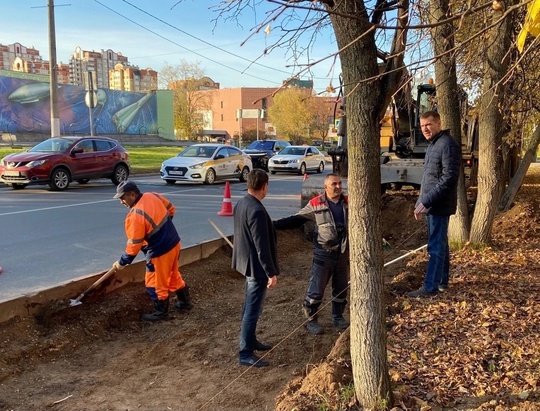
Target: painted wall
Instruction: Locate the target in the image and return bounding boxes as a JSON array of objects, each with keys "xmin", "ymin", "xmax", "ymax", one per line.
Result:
[
  {"xmin": 0, "ymin": 70, "xmax": 158, "ymax": 136},
  {"xmin": 155, "ymin": 89, "xmax": 174, "ymax": 139}
]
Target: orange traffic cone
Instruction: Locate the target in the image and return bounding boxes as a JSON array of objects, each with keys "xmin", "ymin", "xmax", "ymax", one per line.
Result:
[{"xmin": 217, "ymin": 182, "xmax": 234, "ymax": 216}]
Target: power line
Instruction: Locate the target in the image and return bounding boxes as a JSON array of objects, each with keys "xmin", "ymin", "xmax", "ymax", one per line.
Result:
[
  {"xmin": 122, "ymin": 0, "xmax": 294, "ymax": 77},
  {"xmin": 94, "ymin": 0, "xmax": 287, "ymax": 85}
]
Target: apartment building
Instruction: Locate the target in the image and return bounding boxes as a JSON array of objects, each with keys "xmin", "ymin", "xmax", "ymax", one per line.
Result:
[
  {"xmin": 0, "ymin": 42, "xmax": 70, "ymax": 84},
  {"xmin": 0, "ymin": 42, "xmax": 41, "ymax": 71},
  {"xmin": 109, "ymin": 63, "xmax": 158, "ymax": 92},
  {"xmin": 69, "ymin": 46, "xmax": 129, "ymax": 89}
]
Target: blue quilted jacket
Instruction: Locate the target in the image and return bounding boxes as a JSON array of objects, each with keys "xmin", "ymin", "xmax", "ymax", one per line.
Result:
[{"xmin": 417, "ymin": 130, "xmax": 461, "ymax": 216}]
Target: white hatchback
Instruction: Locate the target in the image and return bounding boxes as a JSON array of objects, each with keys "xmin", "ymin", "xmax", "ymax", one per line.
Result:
[
  {"xmin": 268, "ymin": 145, "xmax": 326, "ymax": 175},
  {"xmin": 160, "ymin": 143, "xmax": 252, "ymax": 185}
]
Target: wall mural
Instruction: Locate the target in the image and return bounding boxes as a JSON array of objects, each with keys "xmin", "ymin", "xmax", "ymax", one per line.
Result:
[{"xmin": 0, "ymin": 75, "xmax": 157, "ymax": 135}]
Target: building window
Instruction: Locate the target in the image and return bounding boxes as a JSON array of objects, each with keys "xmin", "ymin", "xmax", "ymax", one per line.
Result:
[
  {"xmin": 221, "ymin": 101, "xmax": 223, "ymax": 109},
  {"xmin": 221, "ymin": 114, "xmax": 224, "ymax": 122}
]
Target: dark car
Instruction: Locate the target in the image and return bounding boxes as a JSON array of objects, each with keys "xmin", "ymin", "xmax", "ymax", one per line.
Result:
[
  {"xmin": 0, "ymin": 136, "xmax": 130, "ymax": 191},
  {"xmin": 243, "ymin": 140, "xmax": 291, "ymax": 171}
]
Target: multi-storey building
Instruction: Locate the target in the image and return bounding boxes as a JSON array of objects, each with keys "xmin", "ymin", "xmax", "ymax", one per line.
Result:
[
  {"xmin": 205, "ymin": 87, "xmax": 274, "ymax": 141},
  {"xmin": 0, "ymin": 42, "xmax": 70, "ymax": 84},
  {"xmin": 196, "ymin": 83, "xmax": 336, "ymax": 144},
  {"xmin": 69, "ymin": 46, "xmax": 129, "ymax": 89},
  {"xmin": 0, "ymin": 42, "xmax": 41, "ymax": 71},
  {"xmin": 109, "ymin": 63, "xmax": 158, "ymax": 92}
]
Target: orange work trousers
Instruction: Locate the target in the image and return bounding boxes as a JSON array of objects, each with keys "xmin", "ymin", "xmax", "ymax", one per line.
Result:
[{"xmin": 145, "ymin": 242, "xmax": 185, "ymax": 302}]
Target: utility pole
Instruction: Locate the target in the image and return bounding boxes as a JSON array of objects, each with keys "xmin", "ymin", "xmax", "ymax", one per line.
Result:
[{"xmin": 48, "ymin": 0, "xmax": 60, "ymax": 137}]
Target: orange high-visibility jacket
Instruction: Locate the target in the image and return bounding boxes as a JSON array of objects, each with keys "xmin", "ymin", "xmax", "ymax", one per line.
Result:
[{"xmin": 119, "ymin": 193, "xmax": 180, "ymax": 266}]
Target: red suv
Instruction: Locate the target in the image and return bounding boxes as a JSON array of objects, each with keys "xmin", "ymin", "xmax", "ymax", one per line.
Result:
[{"xmin": 0, "ymin": 136, "xmax": 130, "ymax": 191}]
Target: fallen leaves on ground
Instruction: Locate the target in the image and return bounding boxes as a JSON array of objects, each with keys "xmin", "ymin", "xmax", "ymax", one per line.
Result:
[{"xmin": 279, "ymin": 168, "xmax": 540, "ymax": 411}]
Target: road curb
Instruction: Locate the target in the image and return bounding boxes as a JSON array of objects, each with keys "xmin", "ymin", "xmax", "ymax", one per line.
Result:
[{"xmin": 0, "ymin": 236, "xmax": 232, "ymax": 324}]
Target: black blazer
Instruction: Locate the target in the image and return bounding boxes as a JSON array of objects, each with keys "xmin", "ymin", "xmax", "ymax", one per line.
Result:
[{"xmin": 232, "ymin": 194, "xmax": 279, "ymax": 279}]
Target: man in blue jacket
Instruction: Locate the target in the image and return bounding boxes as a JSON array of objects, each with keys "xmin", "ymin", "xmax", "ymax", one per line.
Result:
[
  {"xmin": 408, "ymin": 111, "xmax": 461, "ymax": 297},
  {"xmin": 233, "ymin": 169, "xmax": 279, "ymax": 367}
]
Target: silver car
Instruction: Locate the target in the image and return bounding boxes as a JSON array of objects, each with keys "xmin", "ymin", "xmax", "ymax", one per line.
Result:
[
  {"xmin": 268, "ymin": 145, "xmax": 326, "ymax": 175},
  {"xmin": 160, "ymin": 143, "xmax": 252, "ymax": 185}
]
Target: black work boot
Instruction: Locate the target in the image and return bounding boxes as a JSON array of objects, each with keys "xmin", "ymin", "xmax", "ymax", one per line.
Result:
[
  {"xmin": 141, "ymin": 299, "xmax": 170, "ymax": 322},
  {"xmin": 303, "ymin": 305, "xmax": 324, "ymax": 335},
  {"xmin": 175, "ymin": 286, "xmax": 193, "ymax": 311},
  {"xmin": 332, "ymin": 301, "xmax": 349, "ymax": 330}
]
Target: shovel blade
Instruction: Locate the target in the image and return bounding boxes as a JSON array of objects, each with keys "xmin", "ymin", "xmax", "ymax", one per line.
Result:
[{"xmin": 69, "ymin": 299, "xmax": 82, "ymax": 307}]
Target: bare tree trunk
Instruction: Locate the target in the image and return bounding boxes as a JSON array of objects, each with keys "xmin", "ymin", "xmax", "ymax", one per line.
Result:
[
  {"xmin": 499, "ymin": 124, "xmax": 540, "ymax": 210},
  {"xmin": 428, "ymin": 0, "xmax": 470, "ymax": 244},
  {"xmin": 325, "ymin": 0, "xmax": 403, "ymax": 406},
  {"xmin": 470, "ymin": 1, "xmax": 516, "ymax": 244}
]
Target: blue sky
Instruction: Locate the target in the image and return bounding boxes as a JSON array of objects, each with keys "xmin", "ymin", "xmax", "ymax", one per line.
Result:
[{"xmin": 1, "ymin": 0, "xmax": 340, "ymax": 92}]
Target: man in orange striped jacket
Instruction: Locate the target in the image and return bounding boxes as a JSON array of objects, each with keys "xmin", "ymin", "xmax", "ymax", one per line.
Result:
[{"xmin": 112, "ymin": 181, "xmax": 192, "ymax": 321}]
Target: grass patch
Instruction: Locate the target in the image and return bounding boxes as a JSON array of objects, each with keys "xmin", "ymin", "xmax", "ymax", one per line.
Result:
[
  {"xmin": 0, "ymin": 145, "xmax": 183, "ymax": 175},
  {"xmin": 127, "ymin": 146, "xmax": 183, "ymax": 174}
]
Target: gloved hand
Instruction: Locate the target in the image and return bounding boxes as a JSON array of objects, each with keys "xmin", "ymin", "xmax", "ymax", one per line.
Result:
[{"xmin": 112, "ymin": 261, "xmax": 125, "ymax": 271}]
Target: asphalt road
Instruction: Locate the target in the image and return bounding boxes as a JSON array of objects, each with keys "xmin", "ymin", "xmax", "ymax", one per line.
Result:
[{"xmin": 0, "ymin": 173, "xmax": 311, "ymax": 302}]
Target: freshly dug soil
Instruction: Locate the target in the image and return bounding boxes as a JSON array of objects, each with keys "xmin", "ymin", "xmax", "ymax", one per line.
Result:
[
  {"xmin": 2, "ymin": 169, "xmax": 538, "ymax": 411},
  {"xmin": 0, "ymin": 188, "xmax": 421, "ymax": 411}
]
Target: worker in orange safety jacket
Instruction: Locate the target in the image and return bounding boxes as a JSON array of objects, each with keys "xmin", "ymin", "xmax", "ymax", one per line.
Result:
[{"xmin": 112, "ymin": 181, "xmax": 192, "ymax": 321}]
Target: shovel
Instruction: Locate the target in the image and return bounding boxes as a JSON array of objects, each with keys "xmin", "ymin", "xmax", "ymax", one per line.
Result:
[
  {"xmin": 208, "ymin": 219, "xmax": 234, "ymax": 249},
  {"xmin": 69, "ymin": 266, "xmax": 118, "ymax": 307}
]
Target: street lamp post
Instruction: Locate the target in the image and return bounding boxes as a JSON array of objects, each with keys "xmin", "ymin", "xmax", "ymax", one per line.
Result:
[{"xmin": 236, "ymin": 109, "xmax": 243, "ymax": 148}]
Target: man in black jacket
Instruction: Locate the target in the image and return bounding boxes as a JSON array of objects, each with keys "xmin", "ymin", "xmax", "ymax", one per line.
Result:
[
  {"xmin": 408, "ymin": 111, "xmax": 461, "ymax": 297},
  {"xmin": 233, "ymin": 169, "xmax": 279, "ymax": 367}
]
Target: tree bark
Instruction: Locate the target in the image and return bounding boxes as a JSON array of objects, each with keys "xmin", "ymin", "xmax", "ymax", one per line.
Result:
[
  {"xmin": 324, "ymin": 0, "xmax": 402, "ymax": 407},
  {"xmin": 428, "ymin": 0, "xmax": 470, "ymax": 244},
  {"xmin": 499, "ymin": 124, "xmax": 540, "ymax": 211},
  {"xmin": 470, "ymin": 1, "xmax": 516, "ymax": 244}
]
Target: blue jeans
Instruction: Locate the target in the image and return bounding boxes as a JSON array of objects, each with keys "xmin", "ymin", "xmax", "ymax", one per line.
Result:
[
  {"xmin": 425, "ymin": 214, "xmax": 450, "ymax": 293},
  {"xmin": 239, "ymin": 276, "xmax": 267, "ymax": 359}
]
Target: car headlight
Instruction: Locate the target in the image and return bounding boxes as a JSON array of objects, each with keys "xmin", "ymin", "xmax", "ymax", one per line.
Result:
[
  {"xmin": 290, "ymin": 159, "xmax": 298, "ymax": 164},
  {"xmin": 27, "ymin": 159, "xmax": 48, "ymax": 167},
  {"xmin": 189, "ymin": 162, "xmax": 206, "ymax": 169}
]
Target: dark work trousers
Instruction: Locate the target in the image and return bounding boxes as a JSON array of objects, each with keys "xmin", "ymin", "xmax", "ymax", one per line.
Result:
[{"xmin": 304, "ymin": 248, "xmax": 349, "ymax": 311}]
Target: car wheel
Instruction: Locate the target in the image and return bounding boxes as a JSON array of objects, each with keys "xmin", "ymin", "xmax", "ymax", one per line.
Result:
[
  {"xmin": 299, "ymin": 162, "xmax": 307, "ymax": 175},
  {"xmin": 165, "ymin": 179, "xmax": 176, "ymax": 185},
  {"xmin": 204, "ymin": 168, "xmax": 216, "ymax": 185},
  {"xmin": 239, "ymin": 166, "xmax": 249, "ymax": 182},
  {"xmin": 11, "ymin": 183, "xmax": 27, "ymax": 190},
  {"xmin": 317, "ymin": 162, "xmax": 324, "ymax": 173},
  {"xmin": 111, "ymin": 165, "xmax": 129, "ymax": 185},
  {"xmin": 77, "ymin": 179, "xmax": 90, "ymax": 184},
  {"xmin": 49, "ymin": 168, "xmax": 70, "ymax": 191}
]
